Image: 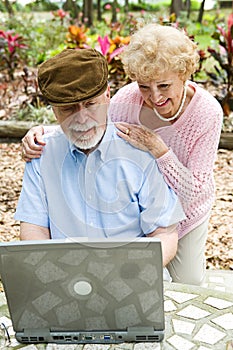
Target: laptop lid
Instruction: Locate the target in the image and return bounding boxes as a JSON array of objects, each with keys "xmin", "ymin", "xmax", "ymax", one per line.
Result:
[{"xmin": 0, "ymin": 238, "xmax": 165, "ymax": 344}]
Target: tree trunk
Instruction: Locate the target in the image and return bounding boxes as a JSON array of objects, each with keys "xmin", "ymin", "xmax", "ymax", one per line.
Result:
[
  {"xmin": 97, "ymin": 0, "xmax": 102, "ymax": 21},
  {"xmin": 170, "ymin": 0, "xmax": 183, "ymax": 18},
  {"xmin": 111, "ymin": 0, "xmax": 117, "ymax": 23},
  {"xmin": 185, "ymin": 0, "xmax": 191, "ymax": 18},
  {"xmin": 197, "ymin": 0, "xmax": 205, "ymax": 23},
  {"xmin": 124, "ymin": 0, "xmax": 129, "ymax": 13},
  {"xmin": 3, "ymin": 0, "xmax": 14, "ymax": 16},
  {"xmin": 82, "ymin": 0, "xmax": 93, "ymax": 25}
]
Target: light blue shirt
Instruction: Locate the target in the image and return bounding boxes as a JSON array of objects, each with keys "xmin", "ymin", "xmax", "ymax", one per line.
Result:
[{"xmin": 15, "ymin": 121, "xmax": 186, "ymax": 239}]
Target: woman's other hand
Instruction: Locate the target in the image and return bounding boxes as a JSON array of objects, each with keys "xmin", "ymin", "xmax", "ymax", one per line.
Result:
[
  {"xmin": 115, "ymin": 122, "xmax": 169, "ymax": 159},
  {"xmin": 22, "ymin": 125, "xmax": 46, "ymax": 162}
]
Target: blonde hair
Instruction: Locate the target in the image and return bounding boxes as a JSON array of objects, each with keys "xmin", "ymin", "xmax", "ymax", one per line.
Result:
[{"xmin": 121, "ymin": 24, "xmax": 200, "ymax": 82}]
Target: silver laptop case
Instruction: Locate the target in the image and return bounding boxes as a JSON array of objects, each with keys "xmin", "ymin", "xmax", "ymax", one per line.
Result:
[{"xmin": 0, "ymin": 238, "xmax": 165, "ymax": 344}]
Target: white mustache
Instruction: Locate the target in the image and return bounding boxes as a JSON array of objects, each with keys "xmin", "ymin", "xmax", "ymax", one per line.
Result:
[{"xmin": 68, "ymin": 121, "xmax": 98, "ymax": 132}]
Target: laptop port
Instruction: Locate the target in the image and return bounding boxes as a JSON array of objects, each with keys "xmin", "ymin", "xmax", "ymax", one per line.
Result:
[
  {"xmin": 81, "ymin": 335, "xmax": 95, "ymax": 340},
  {"xmin": 53, "ymin": 335, "xmax": 64, "ymax": 340},
  {"xmin": 104, "ymin": 335, "xmax": 111, "ymax": 340},
  {"xmin": 99, "ymin": 334, "xmax": 113, "ymax": 341}
]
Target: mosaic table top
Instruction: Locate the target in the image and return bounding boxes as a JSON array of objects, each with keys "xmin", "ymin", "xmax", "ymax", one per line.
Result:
[{"xmin": 0, "ymin": 280, "xmax": 232, "ymax": 350}]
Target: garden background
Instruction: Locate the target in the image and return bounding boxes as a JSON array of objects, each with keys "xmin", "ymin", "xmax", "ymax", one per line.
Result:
[{"xmin": 0, "ymin": 0, "xmax": 233, "ymax": 270}]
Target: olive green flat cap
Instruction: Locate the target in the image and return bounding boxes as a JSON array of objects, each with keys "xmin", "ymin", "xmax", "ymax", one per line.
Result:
[{"xmin": 38, "ymin": 48, "xmax": 109, "ymax": 106}]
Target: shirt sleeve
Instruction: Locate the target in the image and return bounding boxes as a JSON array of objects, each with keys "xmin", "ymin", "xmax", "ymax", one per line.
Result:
[
  {"xmin": 139, "ymin": 160, "xmax": 186, "ymax": 235},
  {"xmin": 14, "ymin": 160, "xmax": 49, "ymax": 227}
]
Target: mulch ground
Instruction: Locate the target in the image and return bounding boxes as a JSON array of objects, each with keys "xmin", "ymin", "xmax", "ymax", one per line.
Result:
[{"xmin": 0, "ymin": 142, "xmax": 232, "ymax": 270}]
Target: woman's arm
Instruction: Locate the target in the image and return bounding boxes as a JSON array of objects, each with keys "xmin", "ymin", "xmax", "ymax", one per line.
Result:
[{"xmin": 22, "ymin": 125, "xmax": 58, "ymax": 161}]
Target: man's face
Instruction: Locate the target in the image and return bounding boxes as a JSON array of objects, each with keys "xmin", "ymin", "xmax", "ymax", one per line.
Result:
[{"xmin": 52, "ymin": 88, "xmax": 110, "ymax": 152}]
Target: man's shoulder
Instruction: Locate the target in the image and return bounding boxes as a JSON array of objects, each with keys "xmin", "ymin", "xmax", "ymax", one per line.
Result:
[
  {"xmin": 42, "ymin": 127, "xmax": 69, "ymax": 149},
  {"xmin": 109, "ymin": 126, "xmax": 156, "ymax": 166}
]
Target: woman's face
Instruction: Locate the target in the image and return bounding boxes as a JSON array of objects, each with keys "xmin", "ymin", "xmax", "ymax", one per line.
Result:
[{"xmin": 137, "ymin": 71, "xmax": 186, "ymax": 119}]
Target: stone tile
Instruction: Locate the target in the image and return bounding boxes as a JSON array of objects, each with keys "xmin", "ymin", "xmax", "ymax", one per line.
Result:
[
  {"xmin": 167, "ymin": 334, "xmax": 195, "ymax": 350},
  {"xmin": 214, "ymin": 286, "xmax": 226, "ymax": 292},
  {"xmin": 204, "ymin": 270, "xmax": 233, "ymax": 294},
  {"xmin": 0, "ymin": 293, "xmax": 7, "ymax": 307},
  {"xmin": 209, "ymin": 276, "xmax": 224, "ymax": 284},
  {"xmin": 46, "ymin": 345, "xmax": 83, "ymax": 349},
  {"xmin": 0, "ymin": 315, "xmax": 12, "ymax": 328},
  {"xmin": 164, "ymin": 291, "xmax": 198, "ymax": 304},
  {"xmin": 172, "ymin": 319, "xmax": 195, "ymax": 335},
  {"xmin": 193, "ymin": 324, "xmax": 226, "ymax": 345},
  {"xmin": 17, "ymin": 345, "xmax": 42, "ymax": 349},
  {"xmin": 212, "ymin": 312, "xmax": 233, "ymax": 330},
  {"xmin": 164, "ymin": 300, "xmax": 177, "ymax": 312},
  {"xmin": 176, "ymin": 305, "xmax": 211, "ymax": 320},
  {"xmin": 109, "ymin": 344, "xmax": 133, "ymax": 349},
  {"xmin": 204, "ymin": 297, "xmax": 233, "ymax": 309},
  {"xmin": 134, "ymin": 343, "xmax": 161, "ymax": 349},
  {"xmin": 83, "ymin": 345, "xmax": 111, "ymax": 350}
]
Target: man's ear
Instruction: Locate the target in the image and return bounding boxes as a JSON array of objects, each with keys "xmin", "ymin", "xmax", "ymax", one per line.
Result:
[{"xmin": 105, "ymin": 85, "xmax": 111, "ymax": 99}]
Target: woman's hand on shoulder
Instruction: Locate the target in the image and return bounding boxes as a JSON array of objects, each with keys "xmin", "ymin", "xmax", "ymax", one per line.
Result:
[
  {"xmin": 115, "ymin": 122, "xmax": 169, "ymax": 158},
  {"xmin": 22, "ymin": 125, "xmax": 46, "ymax": 162}
]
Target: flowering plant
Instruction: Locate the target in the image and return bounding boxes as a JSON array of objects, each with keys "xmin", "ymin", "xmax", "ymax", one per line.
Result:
[
  {"xmin": 96, "ymin": 34, "xmax": 130, "ymax": 93},
  {"xmin": 97, "ymin": 34, "xmax": 130, "ymax": 63},
  {"xmin": 66, "ymin": 25, "xmax": 89, "ymax": 48},
  {"xmin": 51, "ymin": 9, "xmax": 69, "ymax": 24},
  {"xmin": 207, "ymin": 14, "xmax": 233, "ymax": 115},
  {"xmin": 0, "ymin": 30, "xmax": 27, "ymax": 80}
]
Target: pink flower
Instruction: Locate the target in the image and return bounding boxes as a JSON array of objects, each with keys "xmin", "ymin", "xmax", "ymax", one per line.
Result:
[
  {"xmin": 109, "ymin": 46, "xmax": 125, "ymax": 62},
  {"xmin": 105, "ymin": 4, "xmax": 111, "ymax": 10},
  {"xmin": 97, "ymin": 35, "xmax": 110, "ymax": 56},
  {"xmin": 0, "ymin": 30, "xmax": 27, "ymax": 54}
]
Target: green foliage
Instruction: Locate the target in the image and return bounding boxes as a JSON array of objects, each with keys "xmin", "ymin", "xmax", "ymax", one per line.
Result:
[
  {"xmin": 129, "ymin": 1, "xmax": 170, "ymax": 12},
  {"xmin": 1, "ymin": 8, "xmax": 233, "ymax": 121},
  {"xmin": 25, "ymin": 0, "xmax": 59, "ymax": 12},
  {"xmin": 1, "ymin": 14, "xmax": 67, "ymax": 66},
  {"xmin": 14, "ymin": 105, "xmax": 57, "ymax": 123}
]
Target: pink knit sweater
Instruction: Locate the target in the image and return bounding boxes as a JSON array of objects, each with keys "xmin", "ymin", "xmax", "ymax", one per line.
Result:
[{"xmin": 109, "ymin": 81, "xmax": 223, "ymax": 239}]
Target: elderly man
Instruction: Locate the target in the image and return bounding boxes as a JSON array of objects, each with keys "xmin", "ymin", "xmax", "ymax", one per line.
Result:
[{"xmin": 14, "ymin": 48, "xmax": 185, "ymax": 267}]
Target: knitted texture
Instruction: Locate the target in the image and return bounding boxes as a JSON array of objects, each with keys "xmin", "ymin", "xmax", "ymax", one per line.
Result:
[{"xmin": 109, "ymin": 81, "xmax": 223, "ymax": 239}]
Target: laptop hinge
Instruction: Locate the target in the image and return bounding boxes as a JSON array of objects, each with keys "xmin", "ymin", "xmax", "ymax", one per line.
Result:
[
  {"xmin": 127, "ymin": 326, "xmax": 155, "ymax": 334},
  {"xmin": 23, "ymin": 328, "xmax": 50, "ymax": 336}
]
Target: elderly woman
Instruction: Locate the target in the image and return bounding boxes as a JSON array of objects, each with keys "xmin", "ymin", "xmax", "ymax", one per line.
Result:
[{"xmin": 21, "ymin": 24, "xmax": 223, "ymax": 285}]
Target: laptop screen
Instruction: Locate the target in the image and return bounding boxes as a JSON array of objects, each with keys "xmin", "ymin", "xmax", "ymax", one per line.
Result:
[{"xmin": 0, "ymin": 238, "xmax": 164, "ymax": 344}]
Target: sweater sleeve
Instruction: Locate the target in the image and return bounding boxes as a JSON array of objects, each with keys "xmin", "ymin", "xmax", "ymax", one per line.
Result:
[{"xmin": 156, "ymin": 100, "xmax": 223, "ymax": 203}]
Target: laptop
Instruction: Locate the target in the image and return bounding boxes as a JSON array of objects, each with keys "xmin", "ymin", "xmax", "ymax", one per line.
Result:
[{"xmin": 0, "ymin": 237, "xmax": 165, "ymax": 344}]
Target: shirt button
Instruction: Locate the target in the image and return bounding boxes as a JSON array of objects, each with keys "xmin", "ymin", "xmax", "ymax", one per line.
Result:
[
  {"xmin": 88, "ymin": 168, "xmax": 92, "ymax": 174},
  {"xmin": 88, "ymin": 195, "xmax": 92, "ymax": 200}
]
